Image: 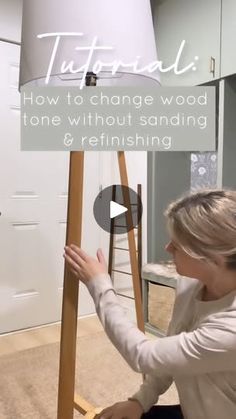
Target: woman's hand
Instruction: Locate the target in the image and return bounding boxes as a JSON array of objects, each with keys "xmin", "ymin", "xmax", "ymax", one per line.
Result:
[
  {"xmin": 96, "ymin": 400, "xmax": 144, "ymax": 419},
  {"xmin": 63, "ymin": 245, "xmax": 108, "ymax": 283}
]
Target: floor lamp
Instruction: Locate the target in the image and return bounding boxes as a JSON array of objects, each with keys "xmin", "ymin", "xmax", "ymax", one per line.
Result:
[{"xmin": 19, "ymin": 1, "xmax": 160, "ymax": 418}]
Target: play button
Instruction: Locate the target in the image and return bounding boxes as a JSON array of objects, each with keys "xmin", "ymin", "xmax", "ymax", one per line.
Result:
[
  {"xmin": 110, "ymin": 201, "xmax": 128, "ymax": 219},
  {"xmin": 93, "ymin": 185, "xmax": 143, "ymax": 234}
]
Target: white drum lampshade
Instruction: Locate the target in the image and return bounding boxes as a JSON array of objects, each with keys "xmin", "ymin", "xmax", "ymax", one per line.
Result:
[{"xmin": 19, "ymin": 0, "xmax": 160, "ymax": 88}]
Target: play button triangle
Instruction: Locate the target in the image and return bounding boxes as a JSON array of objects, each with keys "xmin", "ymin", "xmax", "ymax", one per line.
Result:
[{"xmin": 110, "ymin": 201, "xmax": 128, "ymax": 219}]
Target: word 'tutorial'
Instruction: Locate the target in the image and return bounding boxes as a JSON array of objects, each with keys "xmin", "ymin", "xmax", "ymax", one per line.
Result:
[{"xmin": 37, "ymin": 32, "xmax": 199, "ymax": 89}]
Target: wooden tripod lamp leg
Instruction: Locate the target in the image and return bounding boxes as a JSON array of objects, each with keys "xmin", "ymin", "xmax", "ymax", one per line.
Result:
[
  {"xmin": 117, "ymin": 152, "xmax": 145, "ymax": 333},
  {"xmin": 57, "ymin": 152, "xmax": 85, "ymax": 419},
  {"xmin": 57, "ymin": 151, "xmax": 145, "ymax": 419}
]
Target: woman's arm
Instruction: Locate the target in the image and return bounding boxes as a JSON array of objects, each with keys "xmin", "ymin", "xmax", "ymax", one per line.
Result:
[
  {"xmin": 64, "ymin": 246, "xmax": 236, "ymax": 377},
  {"xmin": 87, "ymin": 272, "xmax": 236, "ymax": 376},
  {"xmin": 64, "ymin": 245, "xmax": 174, "ymax": 413},
  {"xmin": 128, "ymin": 373, "xmax": 173, "ymax": 412}
]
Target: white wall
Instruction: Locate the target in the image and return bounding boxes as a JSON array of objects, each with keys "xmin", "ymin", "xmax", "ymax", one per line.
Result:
[
  {"xmin": 126, "ymin": 151, "xmax": 147, "ymax": 264},
  {"xmin": 0, "ymin": 0, "xmax": 23, "ymax": 42}
]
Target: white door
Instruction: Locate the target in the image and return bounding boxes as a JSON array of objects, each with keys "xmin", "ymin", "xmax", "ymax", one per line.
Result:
[{"xmin": 0, "ymin": 41, "xmax": 101, "ymax": 333}]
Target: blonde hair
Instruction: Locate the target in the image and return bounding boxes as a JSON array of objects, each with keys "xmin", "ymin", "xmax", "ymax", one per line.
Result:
[{"xmin": 164, "ymin": 189, "xmax": 236, "ymax": 270}]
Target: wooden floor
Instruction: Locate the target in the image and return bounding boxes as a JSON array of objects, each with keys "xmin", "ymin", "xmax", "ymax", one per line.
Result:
[{"xmin": 0, "ymin": 315, "xmax": 104, "ymax": 357}]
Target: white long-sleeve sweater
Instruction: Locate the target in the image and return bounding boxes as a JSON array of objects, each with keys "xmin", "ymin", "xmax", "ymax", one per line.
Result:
[{"xmin": 86, "ymin": 274, "xmax": 236, "ymax": 419}]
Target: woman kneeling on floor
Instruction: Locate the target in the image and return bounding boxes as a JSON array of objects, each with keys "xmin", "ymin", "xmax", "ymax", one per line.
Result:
[{"xmin": 64, "ymin": 189, "xmax": 236, "ymax": 419}]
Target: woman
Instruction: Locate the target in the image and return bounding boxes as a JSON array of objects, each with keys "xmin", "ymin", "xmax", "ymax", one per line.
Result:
[{"xmin": 64, "ymin": 189, "xmax": 236, "ymax": 419}]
